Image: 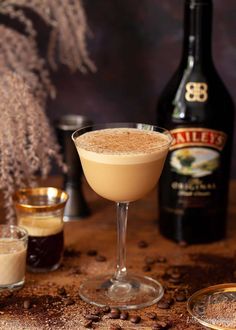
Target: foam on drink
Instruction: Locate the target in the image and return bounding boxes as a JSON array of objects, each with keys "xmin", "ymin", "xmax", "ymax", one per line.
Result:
[
  {"xmin": 75, "ymin": 128, "xmax": 171, "ymax": 202},
  {"xmin": 75, "ymin": 128, "xmax": 170, "ymax": 164},
  {"xmin": 18, "ymin": 215, "xmax": 63, "ymax": 237}
]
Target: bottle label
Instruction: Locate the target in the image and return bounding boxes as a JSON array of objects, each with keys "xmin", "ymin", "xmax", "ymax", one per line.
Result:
[
  {"xmin": 170, "ymin": 128, "xmax": 227, "ymax": 151},
  {"xmin": 166, "ymin": 128, "xmax": 227, "ymax": 208}
]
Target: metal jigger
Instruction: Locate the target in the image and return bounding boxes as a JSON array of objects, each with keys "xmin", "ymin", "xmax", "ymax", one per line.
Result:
[{"xmin": 55, "ymin": 114, "xmax": 92, "ymax": 221}]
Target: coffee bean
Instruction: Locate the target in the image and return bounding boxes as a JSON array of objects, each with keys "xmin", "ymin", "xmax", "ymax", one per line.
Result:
[
  {"xmin": 120, "ymin": 311, "xmax": 129, "ymax": 320},
  {"xmin": 95, "ymin": 255, "xmax": 107, "ymax": 262},
  {"xmin": 64, "ymin": 298, "xmax": 75, "ymax": 306},
  {"xmin": 57, "ymin": 287, "xmax": 67, "ymax": 296},
  {"xmin": 110, "ymin": 308, "xmax": 121, "ymax": 314},
  {"xmin": 108, "ymin": 313, "xmax": 120, "ymax": 319},
  {"xmin": 101, "ymin": 305, "xmax": 110, "ymax": 313},
  {"xmin": 165, "ymin": 297, "xmax": 174, "ymax": 306},
  {"xmin": 130, "ymin": 315, "xmax": 141, "ymax": 324},
  {"xmin": 146, "ymin": 312, "xmax": 157, "ymax": 320},
  {"xmin": 157, "ymin": 301, "xmax": 170, "ymax": 310},
  {"xmin": 84, "ymin": 320, "xmax": 93, "ymax": 328},
  {"xmin": 175, "ymin": 288, "xmax": 189, "ymax": 297},
  {"xmin": 152, "ymin": 321, "xmax": 169, "ymax": 329},
  {"xmin": 145, "ymin": 256, "xmax": 155, "ymax": 265},
  {"xmin": 152, "ymin": 324, "xmax": 162, "ymax": 330},
  {"xmin": 137, "ymin": 240, "xmax": 148, "ymax": 248},
  {"xmin": 170, "ymin": 272, "xmax": 181, "ymax": 279},
  {"xmin": 142, "ymin": 265, "xmax": 151, "ymax": 272},
  {"xmin": 108, "ymin": 311, "xmax": 120, "ymax": 319},
  {"xmin": 87, "ymin": 249, "xmax": 97, "ymax": 256},
  {"xmin": 85, "ymin": 314, "xmax": 100, "ymax": 322},
  {"xmin": 156, "ymin": 256, "xmax": 167, "ymax": 263},
  {"xmin": 64, "ymin": 248, "xmax": 81, "ymax": 258},
  {"xmin": 169, "ymin": 269, "xmax": 182, "ymax": 278},
  {"xmin": 23, "ymin": 300, "xmax": 31, "ymax": 309},
  {"xmin": 168, "ymin": 277, "xmax": 181, "ymax": 284},
  {"xmin": 110, "ymin": 326, "xmax": 122, "ymax": 330},
  {"xmin": 92, "ymin": 308, "xmax": 101, "ymax": 316},
  {"xmin": 175, "ymin": 294, "xmax": 186, "ymax": 302}
]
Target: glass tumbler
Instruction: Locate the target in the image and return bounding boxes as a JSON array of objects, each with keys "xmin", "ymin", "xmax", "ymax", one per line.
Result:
[
  {"xmin": 13, "ymin": 187, "xmax": 68, "ymax": 272},
  {"xmin": 0, "ymin": 225, "xmax": 28, "ymax": 291}
]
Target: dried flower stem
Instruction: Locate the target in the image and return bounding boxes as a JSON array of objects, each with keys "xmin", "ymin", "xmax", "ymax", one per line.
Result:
[{"xmin": 0, "ymin": 0, "xmax": 95, "ymax": 222}]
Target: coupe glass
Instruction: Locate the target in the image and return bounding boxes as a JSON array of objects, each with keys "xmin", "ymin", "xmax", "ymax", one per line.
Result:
[{"xmin": 72, "ymin": 123, "xmax": 172, "ymax": 309}]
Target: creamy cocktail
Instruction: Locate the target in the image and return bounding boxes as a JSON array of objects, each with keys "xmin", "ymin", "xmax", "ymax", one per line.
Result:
[
  {"xmin": 75, "ymin": 128, "xmax": 169, "ymax": 201},
  {"xmin": 72, "ymin": 123, "xmax": 172, "ymax": 309},
  {"xmin": 0, "ymin": 239, "xmax": 26, "ymax": 286}
]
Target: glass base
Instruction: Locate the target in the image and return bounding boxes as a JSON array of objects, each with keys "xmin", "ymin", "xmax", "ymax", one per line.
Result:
[
  {"xmin": 187, "ymin": 283, "xmax": 236, "ymax": 330},
  {"xmin": 0, "ymin": 279, "xmax": 25, "ymax": 292},
  {"xmin": 27, "ymin": 261, "xmax": 61, "ymax": 273},
  {"xmin": 79, "ymin": 273, "xmax": 164, "ymax": 309}
]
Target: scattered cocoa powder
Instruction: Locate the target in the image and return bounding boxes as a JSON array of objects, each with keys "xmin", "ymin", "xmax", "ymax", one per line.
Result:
[{"xmin": 204, "ymin": 300, "xmax": 236, "ymax": 328}]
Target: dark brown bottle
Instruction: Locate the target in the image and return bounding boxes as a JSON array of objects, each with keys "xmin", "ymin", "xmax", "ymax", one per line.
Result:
[{"xmin": 156, "ymin": 0, "xmax": 234, "ymax": 243}]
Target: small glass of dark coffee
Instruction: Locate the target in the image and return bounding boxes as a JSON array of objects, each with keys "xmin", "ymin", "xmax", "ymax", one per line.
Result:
[{"xmin": 13, "ymin": 187, "xmax": 68, "ymax": 272}]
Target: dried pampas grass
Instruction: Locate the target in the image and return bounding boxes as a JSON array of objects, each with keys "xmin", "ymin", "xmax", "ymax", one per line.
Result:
[
  {"xmin": 0, "ymin": 72, "xmax": 65, "ymax": 222},
  {"xmin": 1, "ymin": 0, "xmax": 96, "ymax": 73},
  {"xmin": 0, "ymin": 0, "xmax": 95, "ymax": 222}
]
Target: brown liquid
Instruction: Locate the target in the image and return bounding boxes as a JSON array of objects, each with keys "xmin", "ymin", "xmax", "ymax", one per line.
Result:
[
  {"xmin": 27, "ymin": 231, "xmax": 63, "ymax": 270},
  {"xmin": 75, "ymin": 128, "xmax": 170, "ymax": 202},
  {"xmin": 80, "ymin": 157, "xmax": 166, "ymax": 202},
  {"xmin": 19, "ymin": 216, "xmax": 64, "ymax": 271}
]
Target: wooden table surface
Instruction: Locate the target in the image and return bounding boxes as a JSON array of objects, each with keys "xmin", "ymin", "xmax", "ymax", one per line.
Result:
[{"xmin": 0, "ymin": 177, "xmax": 235, "ymax": 330}]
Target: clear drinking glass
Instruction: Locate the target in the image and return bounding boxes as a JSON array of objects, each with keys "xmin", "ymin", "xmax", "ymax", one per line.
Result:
[
  {"xmin": 0, "ymin": 225, "xmax": 28, "ymax": 291},
  {"xmin": 72, "ymin": 123, "xmax": 172, "ymax": 309},
  {"xmin": 13, "ymin": 187, "xmax": 68, "ymax": 272}
]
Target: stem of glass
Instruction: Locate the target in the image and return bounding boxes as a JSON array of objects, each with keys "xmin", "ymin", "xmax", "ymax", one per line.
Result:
[{"xmin": 114, "ymin": 202, "xmax": 129, "ymax": 282}]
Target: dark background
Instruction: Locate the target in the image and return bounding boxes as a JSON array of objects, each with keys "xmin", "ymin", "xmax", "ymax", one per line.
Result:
[{"xmin": 48, "ymin": 0, "xmax": 236, "ymax": 178}]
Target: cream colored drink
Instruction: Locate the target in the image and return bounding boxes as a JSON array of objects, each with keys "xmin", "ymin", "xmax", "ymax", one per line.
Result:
[
  {"xmin": 0, "ymin": 239, "xmax": 26, "ymax": 286},
  {"xmin": 75, "ymin": 128, "xmax": 170, "ymax": 202},
  {"xmin": 18, "ymin": 215, "xmax": 63, "ymax": 237}
]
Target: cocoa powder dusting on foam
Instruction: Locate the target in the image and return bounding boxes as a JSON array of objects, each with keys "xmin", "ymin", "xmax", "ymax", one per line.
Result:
[{"xmin": 75, "ymin": 128, "xmax": 170, "ymax": 154}]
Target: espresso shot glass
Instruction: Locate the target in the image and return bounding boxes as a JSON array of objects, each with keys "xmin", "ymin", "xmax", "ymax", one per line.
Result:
[
  {"xmin": 0, "ymin": 225, "xmax": 28, "ymax": 291},
  {"xmin": 13, "ymin": 187, "xmax": 68, "ymax": 273}
]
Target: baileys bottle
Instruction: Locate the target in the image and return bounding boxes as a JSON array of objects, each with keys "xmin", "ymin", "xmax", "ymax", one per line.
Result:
[{"xmin": 156, "ymin": 0, "xmax": 234, "ymax": 243}]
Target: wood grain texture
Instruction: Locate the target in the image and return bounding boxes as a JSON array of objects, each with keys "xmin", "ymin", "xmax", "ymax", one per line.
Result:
[{"xmin": 0, "ymin": 177, "xmax": 235, "ymax": 329}]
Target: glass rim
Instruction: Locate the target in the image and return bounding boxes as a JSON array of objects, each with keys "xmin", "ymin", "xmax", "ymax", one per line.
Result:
[
  {"xmin": 71, "ymin": 122, "xmax": 173, "ymax": 147},
  {"xmin": 13, "ymin": 187, "xmax": 69, "ymax": 213},
  {"xmin": 187, "ymin": 283, "xmax": 236, "ymax": 330},
  {"xmin": 0, "ymin": 224, "xmax": 28, "ymax": 241}
]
